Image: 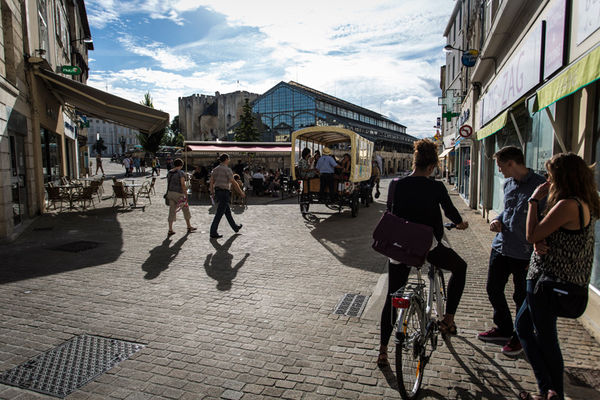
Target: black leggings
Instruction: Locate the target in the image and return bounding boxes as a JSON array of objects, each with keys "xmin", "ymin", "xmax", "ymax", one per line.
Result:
[{"xmin": 380, "ymin": 244, "xmax": 467, "ymax": 346}]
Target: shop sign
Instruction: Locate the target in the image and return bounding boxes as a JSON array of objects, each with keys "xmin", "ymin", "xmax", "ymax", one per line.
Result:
[
  {"xmin": 61, "ymin": 65, "xmax": 82, "ymax": 75},
  {"xmin": 480, "ymin": 24, "xmax": 542, "ymax": 125},
  {"xmin": 461, "ymin": 50, "xmax": 479, "ymax": 67},
  {"xmin": 459, "ymin": 125, "xmax": 473, "ymax": 138},
  {"xmin": 543, "ymin": 0, "xmax": 566, "ymax": 79},
  {"xmin": 576, "ymin": 0, "xmax": 600, "ymax": 44}
]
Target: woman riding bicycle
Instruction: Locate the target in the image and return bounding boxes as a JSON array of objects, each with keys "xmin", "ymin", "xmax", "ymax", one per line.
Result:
[{"xmin": 378, "ymin": 139, "xmax": 469, "ymax": 367}]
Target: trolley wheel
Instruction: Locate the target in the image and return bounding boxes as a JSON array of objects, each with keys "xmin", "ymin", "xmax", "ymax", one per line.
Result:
[
  {"xmin": 351, "ymin": 195, "xmax": 359, "ymax": 217},
  {"xmin": 300, "ymin": 202, "xmax": 310, "ymax": 214}
]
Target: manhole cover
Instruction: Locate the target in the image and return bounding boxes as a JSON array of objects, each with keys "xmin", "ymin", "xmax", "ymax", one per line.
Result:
[
  {"xmin": 565, "ymin": 367, "xmax": 600, "ymax": 390},
  {"xmin": 52, "ymin": 241, "xmax": 100, "ymax": 253},
  {"xmin": 334, "ymin": 294, "xmax": 369, "ymax": 317},
  {"xmin": 0, "ymin": 334, "xmax": 144, "ymax": 398}
]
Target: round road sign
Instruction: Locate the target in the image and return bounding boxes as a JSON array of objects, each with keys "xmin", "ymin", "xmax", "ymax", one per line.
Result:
[{"xmin": 459, "ymin": 124, "xmax": 473, "ymax": 138}]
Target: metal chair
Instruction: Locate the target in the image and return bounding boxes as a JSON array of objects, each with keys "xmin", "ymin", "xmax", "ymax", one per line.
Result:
[
  {"xmin": 46, "ymin": 186, "xmax": 67, "ymax": 211},
  {"xmin": 73, "ymin": 187, "xmax": 96, "ymax": 210},
  {"xmin": 112, "ymin": 184, "xmax": 135, "ymax": 208},
  {"xmin": 137, "ymin": 181, "xmax": 152, "ymax": 205}
]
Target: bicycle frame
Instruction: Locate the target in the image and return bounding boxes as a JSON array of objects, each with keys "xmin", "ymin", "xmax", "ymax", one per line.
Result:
[{"xmin": 393, "ymin": 263, "xmax": 447, "ymax": 349}]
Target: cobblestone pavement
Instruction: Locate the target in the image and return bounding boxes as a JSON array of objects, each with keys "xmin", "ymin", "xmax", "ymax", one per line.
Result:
[{"xmin": 0, "ymin": 161, "xmax": 599, "ymax": 399}]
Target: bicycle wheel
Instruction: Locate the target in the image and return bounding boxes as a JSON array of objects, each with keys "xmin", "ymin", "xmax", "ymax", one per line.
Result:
[{"xmin": 395, "ymin": 300, "xmax": 426, "ymax": 400}]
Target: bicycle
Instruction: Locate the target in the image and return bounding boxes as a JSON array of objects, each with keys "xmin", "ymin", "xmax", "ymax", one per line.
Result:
[{"xmin": 392, "ymin": 223, "xmax": 456, "ymax": 400}]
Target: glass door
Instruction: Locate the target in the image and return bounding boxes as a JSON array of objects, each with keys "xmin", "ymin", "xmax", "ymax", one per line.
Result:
[{"xmin": 9, "ymin": 136, "xmax": 27, "ymax": 226}]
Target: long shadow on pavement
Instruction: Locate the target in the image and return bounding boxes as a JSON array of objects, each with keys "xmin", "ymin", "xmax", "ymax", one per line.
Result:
[
  {"xmin": 307, "ymin": 200, "xmax": 387, "ymax": 271},
  {"xmin": 0, "ymin": 208, "xmax": 123, "ymax": 284},
  {"xmin": 204, "ymin": 235, "xmax": 249, "ymax": 291},
  {"xmin": 141, "ymin": 233, "xmax": 189, "ymax": 280},
  {"xmin": 445, "ymin": 335, "xmax": 526, "ymax": 399}
]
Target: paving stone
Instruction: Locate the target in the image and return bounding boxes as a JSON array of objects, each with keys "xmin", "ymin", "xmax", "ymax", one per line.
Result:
[{"xmin": 0, "ymin": 173, "xmax": 598, "ymax": 400}]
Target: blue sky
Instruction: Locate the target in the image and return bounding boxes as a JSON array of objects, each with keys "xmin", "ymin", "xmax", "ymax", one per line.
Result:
[{"xmin": 85, "ymin": 0, "xmax": 455, "ymax": 138}]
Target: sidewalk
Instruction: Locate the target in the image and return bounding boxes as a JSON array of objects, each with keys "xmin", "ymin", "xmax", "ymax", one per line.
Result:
[{"xmin": 0, "ymin": 172, "xmax": 598, "ymax": 399}]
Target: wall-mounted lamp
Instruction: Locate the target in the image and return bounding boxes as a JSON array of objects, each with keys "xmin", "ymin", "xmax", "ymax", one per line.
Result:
[
  {"xmin": 444, "ymin": 44, "xmax": 465, "ymax": 52},
  {"xmin": 70, "ymin": 37, "xmax": 93, "ymax": 45}
]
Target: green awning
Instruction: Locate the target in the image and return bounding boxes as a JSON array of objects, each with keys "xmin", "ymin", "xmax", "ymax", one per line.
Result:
[
  {"xmin": 535, "ymin": 44, "xmax": 600, "ymax": 112},
  {"xmin": 477, "ymin": 109, "xmax": 509, "ymax": 140}
]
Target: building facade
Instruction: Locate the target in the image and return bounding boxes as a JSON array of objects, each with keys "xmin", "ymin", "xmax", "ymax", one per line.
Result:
[
  {"xmin": 87, "ymin": 119, "xmax": 140, "ymax": 156},
  {"xmin": 441, "ymin": 0, "xmax": 600, "ymax": 339},
  {"xmin": 178, "ymin": 91, "xmax": 260, "ymax": 141},
  {"xmin": 0, "ymin": 0, "xmax": 93, "ymax": 240},
  {"xmin": 252, "ymin": 81, "xmax": 416, "ymax": 172}
]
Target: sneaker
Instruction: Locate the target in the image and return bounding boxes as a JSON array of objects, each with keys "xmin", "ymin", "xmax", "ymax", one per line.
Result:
[
  {"xmin": 477, "ymin": 327, "xmax": 511, "ymax": 342},
  {"xmin": 501, "ymin": 336, "xmax": 523, "ymax": 356}
]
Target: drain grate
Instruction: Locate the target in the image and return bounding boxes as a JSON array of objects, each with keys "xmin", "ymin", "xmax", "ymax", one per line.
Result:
[
  {"xmin": 52, "ymin": 241, "xmax": 99, "ymax": 253},
  {"xmin": 565, "ymin": 367, "xmax": 600, "ymax": 390},
  {"xmin": 0, "ymin": 334, "xmax": 144, "ymax": 398},
  {"xmin": 334, "ymin": 293, "xmax": 369, "ymax": 317}
]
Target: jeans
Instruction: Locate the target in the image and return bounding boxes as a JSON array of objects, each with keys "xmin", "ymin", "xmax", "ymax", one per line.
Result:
[
  {"xmin": 515, "ymin": 280, "xmax": 563, "ymax": 398},
  {"xmin": 486, "ymin": 249, "xmax": 528, "ymax": 336},
  {"xmin": 210, "ymin": 189, "xmax": 238, "ymax": 235},
  {"xmin": 319, "ymin": 173, "xmax": 335, "ymax": 201},
  {"xmin": 380, "ymin": 244, "xmax": 467, "ymax": 346}
]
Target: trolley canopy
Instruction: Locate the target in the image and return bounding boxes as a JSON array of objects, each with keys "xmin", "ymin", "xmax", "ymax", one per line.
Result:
[
  {"xmin": 185, "ymin": 143, "xmax": 291, "ymax": 154},
  {"xmin": 291, "ymin": 126, "xmax": 355, "ymax": 145}
]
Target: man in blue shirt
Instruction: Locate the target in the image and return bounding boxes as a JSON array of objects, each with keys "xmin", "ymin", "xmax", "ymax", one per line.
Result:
[
  {"xmin": 316, "ymin": 147, "xmax": 339, "ymax": 202},
  {"xmin": 478, "ymin": 146, "xmax": 546, "ymax": 356}
]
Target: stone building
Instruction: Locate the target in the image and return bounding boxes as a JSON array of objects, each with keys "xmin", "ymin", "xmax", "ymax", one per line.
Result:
[
  {"xmin": 178, "ymin": 91, "xmax": 259, "ymax": 141},
  {"xmin": 0, "ymin": 0, "xmax": 168, "ymax": 241},
  {"xmin": 88, "ymin": 119, "xmax": 139, "ymax": 156},
  {"xmin": 441, "ymin": 0, "xmax": 600, "ymax": 339}
]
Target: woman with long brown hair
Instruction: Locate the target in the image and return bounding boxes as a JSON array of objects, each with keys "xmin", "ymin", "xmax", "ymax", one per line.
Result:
[
  {"xmin": 516, "ymin": 153, "xmax": 599, "ymax": 400},
  {"xmin": 378, "ymin": 139, "xmax": 469, "ymax": 367}
]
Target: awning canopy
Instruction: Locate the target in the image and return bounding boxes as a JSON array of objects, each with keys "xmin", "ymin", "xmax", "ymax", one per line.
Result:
[
  {"xmin": 439, "ymin": 148, "xmax": 453, "ymax": 158},
  {"xmin": 34, "ymin": 67, "xmax": 169, "ymax": 134},
  {"xmin": 185, "ymin": 142, "xmax": 291, "ymax": 154},
  {"xmin": 534, "ymin": 44, "xmax": 600, "ymax": 113},
  {"xmin": 476, "ymin": 97, "xmax": 526, "ymax": 140}
]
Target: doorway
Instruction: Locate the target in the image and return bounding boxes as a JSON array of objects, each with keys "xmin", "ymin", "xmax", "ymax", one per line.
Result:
[{"xmin": 9, "ymin": 135, "xmax": 28, "ymax": 226}]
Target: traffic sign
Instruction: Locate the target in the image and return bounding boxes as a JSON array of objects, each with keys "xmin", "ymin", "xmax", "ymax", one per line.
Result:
[{"xmin": 459, "ymin": 124, "xmax": 473, "ymax": 138}]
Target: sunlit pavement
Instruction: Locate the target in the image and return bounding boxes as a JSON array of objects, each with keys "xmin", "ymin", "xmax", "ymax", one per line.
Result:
[{"xmin": 1, "ymin": 160, "xmax": 598, "ymax": 399}]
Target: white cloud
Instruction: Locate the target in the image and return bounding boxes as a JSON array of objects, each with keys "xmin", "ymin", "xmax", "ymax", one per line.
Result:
[{"xmin": 86, "ymin": 0, "xmax": 454, "ymax": 137}]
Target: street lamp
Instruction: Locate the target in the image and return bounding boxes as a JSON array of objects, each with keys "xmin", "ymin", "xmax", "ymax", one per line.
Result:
[
  {"xmin": 444, "ymin": 44, "xmax": 465, "ymax": 52},
  {"xmin": 70, "ymin": 37, "xmax": 93, "ymax": 45}
]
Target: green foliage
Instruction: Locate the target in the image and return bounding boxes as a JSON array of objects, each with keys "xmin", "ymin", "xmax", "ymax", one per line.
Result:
[
  {"xmin": 137, "ymin": 92, "xmax": 164, "ymax": 154},
  {"xmin": 234, "ymin": 99, "xmax": 259, "ymax": 142},
  {"xmin": 161, "ymin": 116, "xmax": 184, "ymax": 147},
  {"xmin": 94, "ymin": 138, "xmax": 107, "ymax": 155}
]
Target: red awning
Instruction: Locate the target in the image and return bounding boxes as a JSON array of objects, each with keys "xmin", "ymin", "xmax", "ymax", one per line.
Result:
[{"xmin": 186, "ymin": 144, "xmax": 291, "ymax": 152}]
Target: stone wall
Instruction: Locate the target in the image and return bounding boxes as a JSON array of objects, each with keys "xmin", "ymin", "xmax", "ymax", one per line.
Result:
[{"xmin": 179, "ymin": 91, "xmax": 259, "ymax": 141}]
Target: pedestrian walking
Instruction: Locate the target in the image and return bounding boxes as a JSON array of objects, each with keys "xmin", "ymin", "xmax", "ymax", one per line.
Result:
[
  {"xmin": 151, "ymin": 157, "xmax": 160, "ymax": 176},
  {"xmin": 166, "ymin": 155, "xmax": 173, "ymax": 171},
  {"xmin": 123, "ymin": 156, "xmax": 131, "ymax": 177},
  {"xmin": 95, "ymin": 153, "xmax": 104, "ymax": 176},
  {"xmin": 377, "ymin": 139, "xmax": 469, "ymax": 367},
  {"xmin": 477, "ymin": 146, "xmax": 546, "ymax": 356},
  {"xmin": 134, "ymin": 157, "xmax": 141, "ymax": 175},
  {"xmin": 140, "ymin": 157, "xmax": 146, "ymax": 174},
  {"xmin": 515, "ymin": 153, "xmax": 599, "ymax": 400},
  {"xmin": 166, "ymin": 158, "xmax": 196, "ymax": 236},
  {"xmin": 209, "ymin": 153, "xmax": 245, "ymax": 239}
]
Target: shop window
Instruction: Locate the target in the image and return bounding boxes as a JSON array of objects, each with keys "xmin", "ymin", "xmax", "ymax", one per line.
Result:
[
  {"xmin": 525, "ymin": 103, "xmax": 555, "ymax": 175},
  {"xmin": 491, "ymin": 127, "xmax": 521, "ymax": 214},
  {"xmin": 40, "ymin": 128, "xmax": 61, "ymax": 183}
]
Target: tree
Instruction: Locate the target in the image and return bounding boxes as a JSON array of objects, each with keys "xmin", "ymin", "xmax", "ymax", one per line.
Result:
[
  {"xmin": 137, "ymin": 92, "xmax": 165, "ymax": 155},
  {"xmin": 94, "ymin": 137, "xmax": 107, "ymax": 155},
  {"xmin": 234, "ymin": 99, "xmax": 259, "ymax": 142},
  {"xmin": 161, "ymin": 116, "xmax": 184, "ymax": 147}
]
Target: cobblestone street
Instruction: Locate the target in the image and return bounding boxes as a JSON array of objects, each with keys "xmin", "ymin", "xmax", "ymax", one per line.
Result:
[{"xmin": 1, "ymin": 162, "xmax": 599, "ymax": 399}]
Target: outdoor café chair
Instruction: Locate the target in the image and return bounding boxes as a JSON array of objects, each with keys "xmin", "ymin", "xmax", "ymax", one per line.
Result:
[
  {"xmin": 149, "ymin": 177, "xmax": 157, "ymax": 195},
  {"xmin": 73, "ymin": 186, "xmax": 96, "ymax": 210},
  {"xmin": 112, "ymin": 184, "xmax": 135, "ymax": 208},
  {"xmin": 137, "ymin": 181, "xmax": 152, "ymax": 205},
  {"xmin": 89, "ymin": 180, "xmax": 103, "ymax": 201},
  {"xmin": 46, "ymin": 186, "xmax": 67, "ymax": 211}
]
